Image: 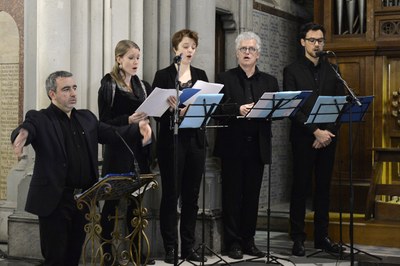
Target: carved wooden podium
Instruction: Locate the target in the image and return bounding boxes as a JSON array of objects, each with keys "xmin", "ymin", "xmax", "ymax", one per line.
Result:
[{"xmin": 75, "ymin": 173, "xmax": 158, "ymax": 266}]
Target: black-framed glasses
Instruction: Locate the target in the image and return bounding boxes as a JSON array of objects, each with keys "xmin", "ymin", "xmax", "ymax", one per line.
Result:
[
  {"xmin": 238, "ymin": 47, "xmax": 258, "ymax": 53},
  {"xmin": 305, "ymin": 38, "xmax": 325, "ymax": 44}
]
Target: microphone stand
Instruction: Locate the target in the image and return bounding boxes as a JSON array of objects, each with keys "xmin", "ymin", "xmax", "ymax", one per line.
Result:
[
  {"xmin": 177, "ymin": 101, "xmax": 231, "ymax": 266},
  {"xmin": 173, "ymin": 56, "xmax": 181, "ymax": 266},
  {"xmin": 113, "ymin": 129, "xmax": 152, "ymax": 265},
  {"xmin": 324, "ymin": 52, "xmax": 381, "ymax": 265}
]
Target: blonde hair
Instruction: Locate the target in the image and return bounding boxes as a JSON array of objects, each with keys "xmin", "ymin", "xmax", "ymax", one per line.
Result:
[{"xmin": 110, "ymin": 40, "xmax": 140, "ymax": 88}]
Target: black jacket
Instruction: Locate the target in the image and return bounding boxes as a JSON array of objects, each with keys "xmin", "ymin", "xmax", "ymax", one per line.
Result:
[
  {"xmin": 11, "ymin": 106, "xmax": 141, "ymax": 216},
  {"xmin": 214, "ymin": 66, "xmax": 279, "ymax": 164},
  {"xmin": 151, "ymin": 64, "xmax": 209, "ymax": 149},
  {"xmin": 283, "ymin": 56, "xmax": 345, "ymax": 141}
]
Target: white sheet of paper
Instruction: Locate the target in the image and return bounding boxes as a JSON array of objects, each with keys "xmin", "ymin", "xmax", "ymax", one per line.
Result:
[
  {"xmin": 183, "ymin": 80, "xmax": 224, "ymax": 105},
  {"xmin": 136, "ymin": 87, "xmax": 177, "ymax": 117}
]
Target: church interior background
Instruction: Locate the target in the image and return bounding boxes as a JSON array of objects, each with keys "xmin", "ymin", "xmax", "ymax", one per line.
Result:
[{"xmin": 1, "ymin": 0, "xmax": 400, "ymax": 262}]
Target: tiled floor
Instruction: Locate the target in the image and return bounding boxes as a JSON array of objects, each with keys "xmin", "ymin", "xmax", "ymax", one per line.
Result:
[{"xmin": 1, "ymin": 231, "xmax": 400, "ymax": 265}]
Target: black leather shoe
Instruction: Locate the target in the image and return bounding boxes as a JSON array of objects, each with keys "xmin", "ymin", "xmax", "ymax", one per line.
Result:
[
  {"xmin": 292, "ymin": 240, "xmax": 305, "ymax": 256},
  {"xmin": 314, "ymin": 237, "xmax": 345, "ymax": 253},
  {"xmin": 228, "ymin": 246, "xmax": 243, "ymax": 260},
  {"xmin": 181, "ymin": 248, "xmax": 207, "ymax": 262},
  {"xmin": 164, "ymin": 248, "xmax": 176, "ymax": 264},
  {"xmin": 132, "ymin": 252, "xmax": 154, "ymax": 265},
  {"xmin": 243, "ymin": 245, "xmax": 265, "ymax": 257},
  {"xmin": 141, "ymin": 256, "xmax": 155, "ymax": 265}
]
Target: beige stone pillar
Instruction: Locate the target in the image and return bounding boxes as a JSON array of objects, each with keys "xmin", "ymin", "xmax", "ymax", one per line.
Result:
[
  {"xmin": 130, "ymin": 0, "xmax": 144, "ymax": 78},
  {"xmin": 239, "ymin": 0, "xmax": 253, "ymax": 32},
  {"xmin": 37, "ymin": 0, "xmax": 71, "ymax": 109},
  {"xmin": 188, "ymin": 0, "xmax": 216, "ymax": 81},
  {"xmin": 143, "ymin": 0, "xmax": 160, "ymax": 82},
  {"xmin": 159, "ymin": 0, "xmax": 173, "ymax": 69},
  {"xmin": 88, "ymin": 0, "xmax": 105, "ymax": 113}
]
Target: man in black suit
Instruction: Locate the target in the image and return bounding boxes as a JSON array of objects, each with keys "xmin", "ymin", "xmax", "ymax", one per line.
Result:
[
  {"xmin": 214, "ymin": 31, "xmax": 278, "ymax": 260},
  {"xmin": 11, "ymin": 71, "xmax": 151, "ymax": 266},
  {"xmin": 283, "ymin": 22, "xmax": 345, "ymax": 256}
]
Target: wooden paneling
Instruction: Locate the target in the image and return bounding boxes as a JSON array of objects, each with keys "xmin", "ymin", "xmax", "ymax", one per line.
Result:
[
  {"xmin": 314, "ymin": 0, "xmax": 400, "ymax": 216},
  {"xmin": 333, "ymin": 56, "xmax": 374, "ymax": 183}
]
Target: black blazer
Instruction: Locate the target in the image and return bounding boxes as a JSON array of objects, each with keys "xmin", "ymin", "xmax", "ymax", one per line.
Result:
[
  {"xmin": 11, "ymin": 106, "xmax": 141, "ymax": 217},
  {"xmin": 151, "ymin": 64, "xmax": 208, "ymax": 149},
  {"xmin": 214, "ymin": 66, "xmax": 279, "ymax": 164},
  {"xmin": 283, "ymin": 56, "xmax": 345, "ymax": 141}
]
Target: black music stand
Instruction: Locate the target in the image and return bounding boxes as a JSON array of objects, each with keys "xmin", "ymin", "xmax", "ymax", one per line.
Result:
[
  {"xmin": 304, "ymin": 96, "xmax": 348, "ymax": 125},
  {"xmin": 304, "ymin": 96, "xmax": 380, "ymax": 264},
  {"xmin": 336, "ymin": 95, "xmax": 381, "ymax": 265},
  {"xmin": 178, "ymin": 94, "xmax": 230, "ymax": 266},
  {"xmin": 245, "ymin": 91, "xmax": 312, "ymax": 266},
  {"xmin": 304, "ymin": 96, "xmax": 347, "ymax": 259},
  {"xmin": 75, "ymin": 173, "xmax": 157, "ymax": 266}
]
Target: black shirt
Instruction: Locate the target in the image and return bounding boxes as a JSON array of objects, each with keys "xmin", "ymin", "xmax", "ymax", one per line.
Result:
[
  {"xmin": 237, "ymin": 66, "xmax": 260, "ymax": 137},
  {"xmin": 304, "ymin": 56, "xmax": 322, "ymax": 92},
  {"xmin": 50, "ymin": 104, "xmax": 94, "ymax": 189}
]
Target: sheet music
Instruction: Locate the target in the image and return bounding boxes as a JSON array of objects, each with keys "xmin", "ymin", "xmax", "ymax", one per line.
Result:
[
  {"xmin": 305, "ymin": 96, "xmax": 347, "ymax": 124},
  {"xmin": 182, "ymin": 81, "xmax": 224, "ymax": 105},
  {"xmin": 180, "ymin": 88, "xmax": 200, "ymax": 103},
  {"xmin": 135, "ymin": 87, "xmax": 176, "ymax": 117},
  {"xmin": 246, "ymin": 91, "xmax": 305, "ymax": 118},
  {"xmin": 180, "ymin": 94, "xmax": 223, "ymax": 128}
]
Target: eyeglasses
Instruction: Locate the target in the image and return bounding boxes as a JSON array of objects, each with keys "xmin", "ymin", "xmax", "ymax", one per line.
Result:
[
  {"xmin": 305, "ymin": 38, "xmax": 325, "ymax": 45},
  {"xmin": 238, "ymin": 47, "xmax": 258, "ymax": 53}
]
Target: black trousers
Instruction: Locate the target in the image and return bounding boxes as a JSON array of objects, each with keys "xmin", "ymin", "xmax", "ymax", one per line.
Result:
[
  {"xmin": 158, "ymin": 135, "xmax": 205, "ymax": 253},
  {"xmin": 289, "ymin": 137, "xmax": 336, "ymax": 242},
  {"xmin": 221, "ymin": 138, "xmax": 264, "ymax": 250},
  {"xmin": 38, "ymin": 190, "xmax": 87, "ymax": 266}
]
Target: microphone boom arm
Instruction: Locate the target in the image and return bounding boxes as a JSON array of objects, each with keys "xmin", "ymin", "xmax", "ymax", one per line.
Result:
[{"xmin": 326, "ymin": 51, "xmax": 362, "ymax": 106}]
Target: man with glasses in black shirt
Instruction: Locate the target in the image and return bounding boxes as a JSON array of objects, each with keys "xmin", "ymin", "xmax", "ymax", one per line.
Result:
[{"xmin": 283, "ymin": 22, "xmax": 345, "ymax": 257}]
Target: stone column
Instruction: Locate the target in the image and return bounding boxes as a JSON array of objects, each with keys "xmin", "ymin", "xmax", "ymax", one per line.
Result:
[
  {"xmin": 130, "ymin": 0, "xmax": 144, "ymax": 78},
  {"xmin": 71, "ymin": 0, "xmax": 90, "ymax": 109},
  {"xmin": 171, "ymin": 0, "xmax": 186, "ymax": 35},
  {"xmin": 239, "ymin": 0, "xmax": 253, "ymax": 32},
  {"xmin": 159, "ymin": 0, "xmax": 173, "ymax": 69},
  {"xmin": 143, "ymin": 0, "xmax": 159, "ymax": 82},
  {"xmin": 37, "ymin": 0, "xmax": 71, "ymax": 109},
  {"xmin": 0, "ymin": 5, "xmax": 22, "ymax": 244},
  {"xmin": 188, "ymin": 0, "xmax": 216, "ymax": 82},
  {"xmin": 88, "ymin": 0, "xmax": 105, "ymax": 113}
]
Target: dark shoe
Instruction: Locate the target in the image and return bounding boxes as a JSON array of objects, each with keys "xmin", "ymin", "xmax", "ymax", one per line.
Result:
[
  {"xmin": 181, "ymin": 248, "xmax": 207, "ymax": 262},
  {"xmin": 314, "ymin": 237, "xmax": 345, "ymax": 253},
  {"xmin": 164, "ymin": 248, "xmax": 176, "ymax": 264},
  {"xmin": 134, "ymin": 253, "xmax": 155, "ymax": 265},
  {"xmin": 242, "ymin": 245, "xmax": 266, "ymax": 257},
  {"xmin": 142, "ymin": 257, "xmax": 155, "ymax": 265},
  {"xmin": 228, "ymin": 246, "xmax": 243, "ymax": 260},
  {"xmin": 292, "ymin": 240, "xmax": 305, "ymax": 256}
]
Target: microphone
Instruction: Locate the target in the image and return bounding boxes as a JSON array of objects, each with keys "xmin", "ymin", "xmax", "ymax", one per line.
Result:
[
  {"xmin": 114, "ymin": 129, "xmax": 138, "ymax": 178},
  {"xmin": 173, "ymin": 53, "xmax": 183, "ymax": 64},
  {"xmin": 316, "ymin": 50, "xmax": 334, "ymax": 57}
]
